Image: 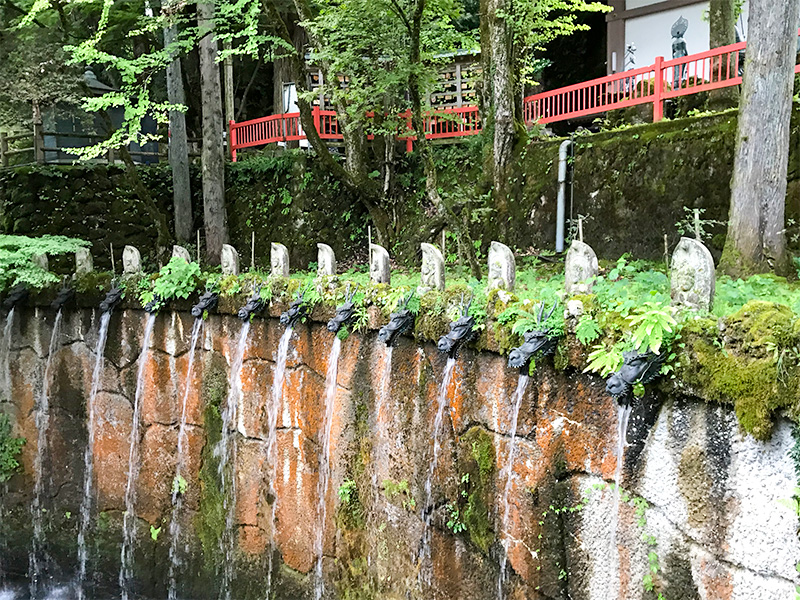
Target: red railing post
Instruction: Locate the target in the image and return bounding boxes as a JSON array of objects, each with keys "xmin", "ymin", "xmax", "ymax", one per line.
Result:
[
  {"xmin": 313, "ymin": 105, "xmax": 321, "ymax": 137},
  {"xmin": 405, "ymin": 110, "xmax": 413, "ymax": 153},
  {"xmin": 653, "ymin": 56, "xmax": 664, "ymax": 122},
  {"xmin": 229, "ymin": 119, "xmax": 237, "ymax": 162}
]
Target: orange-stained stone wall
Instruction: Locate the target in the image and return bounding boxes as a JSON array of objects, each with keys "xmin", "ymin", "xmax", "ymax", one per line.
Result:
[{"xmin": 1, "ymin": 306, "xmax": 798, "ymax": 600}]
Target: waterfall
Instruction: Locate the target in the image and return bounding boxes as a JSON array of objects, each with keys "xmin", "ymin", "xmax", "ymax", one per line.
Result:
[
  {"xmin": 0, "ymin": 308, "xmax": 15, "ymax": 399},
  {"xmin": 265, "ymin": 327, "xmax": 292, "ymax": 597},
  {"xmin": 76, "ymin": 310, "xmax": 112, "ymax": 600},
  {"xmin": 608, "ymin": 403, "xmax": 632, "ymax": 595},
  {"xmin": 167, "ymin": 318, "xmax": 203, "ymax": 600},
  {"xmin": 29, "ymin": 309, "xmax": 63, "ymax": 599},
  {"xmin": 419, "ymin": 356, "xmax": 457, "ymax": 587},
  {"xmin": 217, "ymin": 321, "xmax": 251, "ymax": 600},
  {"xmin": 313, "ymin": 337, "xmax": 342, "ymax": 600},
  {"xmin": 119, "ymin": 312, "xmax": 156, "ymax": 600},
  {"xmin": 495, "ymin": 374, "xmax": 530, "ymax": 600}
]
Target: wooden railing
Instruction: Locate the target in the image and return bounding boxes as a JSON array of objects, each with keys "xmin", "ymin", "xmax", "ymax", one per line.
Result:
[{"xmin": 230, "ymin": 35, "xmax": 799, "ymax": 160}]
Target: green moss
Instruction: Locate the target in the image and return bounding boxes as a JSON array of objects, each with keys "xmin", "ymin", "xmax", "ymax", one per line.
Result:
[
  {"xmin": 196, "ymin": 355, "xmax": 228, "ymax": 573},
  {"xmin": 553, "ymin": 338, "xmax": 569, "ymax": 371},
  {"xmin": 458, "ymin": 427, "xmax": 496, "ymax": 553},
  {"xmin": 678, "ymin": 301, "xmax": 800, "ymax": 439}
]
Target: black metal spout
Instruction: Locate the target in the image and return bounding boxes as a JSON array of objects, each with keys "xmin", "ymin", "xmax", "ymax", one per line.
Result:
[
  {"xmin": 605, "ymin": 351, "xmax": 666, "ymax": 406},
  {"xmin": 50, "ymin": 286, "xmax": 75, "ymax": 311},
  {"xmin": 237, "ymin": 288, "xmax": 266, "ymax": 321},
  {"xmin": 507, "ymin": 302, "xmax": 558, "ymax": 370},
  {"xmin": 99, "ymin": 283, "xmax": 124, "ymax": 314},
  {"xmin": 378, "ymin": 292, "xmax": 415, "ymax": 346},
  {"xmin": 437, "ymin": 314, "xmax": 476, "ymax": 358},
  {"xmin": 144, "ymin": 294, "xmax": 162, "ymax": 314},
  {"xmin": 191, "ymin": 290, "xmax": 218, "ymax": 318},
  {"xmin": 2, "ymin": 284, "xmax": 28, "ymax": 311},
  {"xmin": 327, "ymin": 284, "xmax": 359, "ymax": 333},
  {"xmin": 280, "ymin": 289, "xmax": 308, "ymax": 329}
]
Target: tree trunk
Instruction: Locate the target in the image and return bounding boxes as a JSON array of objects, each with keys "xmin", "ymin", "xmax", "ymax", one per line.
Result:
[
  {"xmin": 486, "ymin": 0, "xmax": 513, "ymax": 233},
  {"xmin": 164, "ymin": 24, "xmax": 193, "ymax": 242},
  {"xmin": 708, "ymin": 0, "xmax": 738, "ymax": 109},
  {"xmin": 408, "ymin": 0, "xmax": 481, "ymax": 279},
  {"xmin": 198, "ymin": 0, "xmax": 228, "ymax": 265},
  {"xmin": 720, "ymin": 0, "xmax": 799, "ymax": 277}
]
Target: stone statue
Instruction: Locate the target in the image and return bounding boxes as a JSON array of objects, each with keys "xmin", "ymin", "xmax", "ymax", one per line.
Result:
[
  {"xmin": 122, "ymin": 245, "xmax": 141, "ymax": 275},
  {"xmin": 418, "ymin": 243, "xmax": 445, "ymax": 295},
  {"xmin": 31, "ymin": 253, "xmax": 48, "ymax": 271},
  {"xmin": 317, "ymin": 243, "xmax": 337, "ymax": 278},
  {"xmin": 671, "ymin": 16, "xmax": 689, "ymax": 88},
  {"xmin": 221, "ymin": 244, "xmax": 239, "ymax": 276},
  {"xmin": 564, "ymin": 240, "xmax": 598, "ymax": 295},
  {"xmin": 487, "ymin": 241, "xmax": 515, "ymax": 292},
  {"xmin": 271, "ymin": 243, "xmax": 290, "ymax": 278},
  {"xmin": 670, "ymin": 237, "xmax": 715, "ymax": 312},
  {"xmin": 172, "ymin": 245, "xmax": 192, "ymax": 263},
  {"xmin": 370, "ymin": 243, "xmax": 391, "ymax": 285},
  {"xmin": 75, "ymin": 248, "xmax": 93, "ymax": 275}
]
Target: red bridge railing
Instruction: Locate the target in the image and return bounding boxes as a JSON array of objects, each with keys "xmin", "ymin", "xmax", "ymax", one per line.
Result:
[{"xmin": 230, "ymin": 36, "xmax": 798, "ymax": 160}]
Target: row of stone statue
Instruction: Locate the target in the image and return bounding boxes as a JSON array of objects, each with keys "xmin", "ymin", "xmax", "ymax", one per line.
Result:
[{"xmin": 64, "ymin": 233, "xmax": 714, "ymax": 311}]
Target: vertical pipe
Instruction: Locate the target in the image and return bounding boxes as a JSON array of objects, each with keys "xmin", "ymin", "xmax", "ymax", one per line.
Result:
[{"xmin": 556, "ymin": 139, "xmax": 572, "ymax": 253}]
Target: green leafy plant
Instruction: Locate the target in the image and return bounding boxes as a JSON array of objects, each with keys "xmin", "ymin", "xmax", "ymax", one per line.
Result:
[
  {"xmin": 575, "ymin": 315, "xmax": 602, "ymax": 345},
  {"xmin": 585, "ymin": 342, "xmax": 625, "ymax": 377},
  {"xmin": 445, "ymin": 502, "xmax": 466, "ymax": 534},
  {"xmin": 172, "ymin": 474, "xmax": 188, "ymax": 496},
  {"xmin": 0, "ymin": 413, "xmax": 24, "ymax": 482},
  {"xmin": 628, "ymin": 302, "xmax": 678, "ymax": 354},
  {"xmin": 338, "ymin": 479, "xmax": 357, "ymax": 505},
  {"xmin": 139, "ymin": 257, "xmax": 201, "ymax": 309},
  {"xmin": 150, "ymin": 525, "xmax": 161, "ymax": 541},
  {"xmin": 0, "ymin": 234, "xmax": 90, "ymax": 293}
]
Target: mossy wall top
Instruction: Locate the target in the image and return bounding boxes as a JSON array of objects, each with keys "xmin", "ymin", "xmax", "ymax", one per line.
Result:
[{"xmin": 4, "ymin": 109, "xmax": 800, "ymax": 268}]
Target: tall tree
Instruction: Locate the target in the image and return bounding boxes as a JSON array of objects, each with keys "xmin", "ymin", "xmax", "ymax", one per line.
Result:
[
  {"xmin": 479, "ymin": 0, "xmax": 608, "ymax": 230},
  {"xmin": 719, "ymin": 0, "xmax": 800, "ymax": 277},
  {"xmin": 708, "ymin": 0, "xmax": 738, "ymax": 109},
  {"xmin": 164, "ymin": 22, "xmax": 193, "ymax": 243},
  {"xmin": 197, "ymin": 0, "xmax": 228, "ymax": 263}
]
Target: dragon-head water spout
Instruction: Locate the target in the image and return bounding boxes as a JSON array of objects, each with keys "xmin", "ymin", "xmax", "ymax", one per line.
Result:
[
  {"xmin": 99, "ymin": 281, "xmax": 124, "ymax": 314},
  {"xmin": 437, "ymin": 295, "xmax": 476, "ymax": 358},
  {"xmin": 508, "ymin": 302, "xmax": 559, "ymax": 371},
  {"xmin": 327, "ymin": 284, "xmax": 359, "ymax": 333},
  {"xmin": 378, "ymin": 293, "xmax": 415, "ymax": 346},
  {"xmin": 191, "ymin": 289, "xmax": 218, "ymax": 318},
  {"xmin": 238, "ymin": 286, "xmax": 266, "ymax": 321},
  {"xmin": 280, "ymin": 288, "xmax": 308, "ymax": 329},
  {"xmin": 605, "ymin": 351, "xmax": 666, "ymax": 406},
  {"xmin": 144, "ymin": 294, "xmax": 162, "ymax": 314},
  {"xmin": 51, "ymin": 284, "xmax": 75, "ymax": 311},
  {"xmin": 2, "ymin": 284, "xmax": 28, "ymax": 311}
]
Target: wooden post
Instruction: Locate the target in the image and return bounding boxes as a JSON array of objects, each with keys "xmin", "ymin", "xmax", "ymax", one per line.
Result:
[
  {"xmin": 110, "ymin": 243, "xmax": 115, "ymax": 275},
  {"xmin": 224, "ymin": 41, "xmax": 234, "ymax": 155},
  {"xmin": 653, "ymin": 56, "xmax": 664, "ymax": 122},
  {"xmin": 251, "ymin": 230, "xmax": 255, "ymax": 270},
  {"xmin": 578, "ymin": 217, "xmax": 584, "ymax": 243},
  {"xmin": 694, "ymin": 208, "xmax": 701, "ymax": 240},
  {"xmin": 0, "ymin": 132, "xmax": 7, "ymax": 168},
  {"xmin": 33, "ymin": 122, "xmax": 44, "ymax": 164},
  {"xmin": 197, "ymin": 229, "xmax": 201, "ymax": 263},
  {"xmin": 229, "ymin": 120, "xmax": 237, "ymax": 162}
]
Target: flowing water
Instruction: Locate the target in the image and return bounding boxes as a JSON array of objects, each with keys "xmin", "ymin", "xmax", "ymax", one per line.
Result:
[
  {"xmin": 0, "ymin": 308, "xmax": 15, "ymax": 399},
  {"xmin": 419, "ymin": 356, "xmax": 457, "ymax": 587},
  {"xmin": 29, "ymin": 309, "xmax": 64, "ymax": 599},
  {"xmin": 76, "ymin": 310, "xmax": 112, "ymax": 600},
  {"xmin": 217, "ymin": 321, "xmax": 251, "ymax": 600},
  {"xmin": 608, "ymin": 403, "xmax": 632, "ymax": 596},
  {"xmin": 119, "ymin": 313, "xmax": 156, "ymax": 600},
  {"xmin": 167, "ymin": 318, "xmax": 203, "ymax": 600},
  {"xmin": 265, "ymin": 328, "xmax": 292, "ymax": 597},
  {"xmin": 313, "ymin": 337, "xmax": 342, "ymax": 600},
  {"xmin": 495, "ymin": 374, "xmax": 530, "ymax": 600}
]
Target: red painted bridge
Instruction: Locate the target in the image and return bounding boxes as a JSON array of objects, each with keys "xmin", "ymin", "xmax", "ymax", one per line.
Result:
[{"xmin": 229, "ymin": 36, "xmax": 797, "ymax": 161}]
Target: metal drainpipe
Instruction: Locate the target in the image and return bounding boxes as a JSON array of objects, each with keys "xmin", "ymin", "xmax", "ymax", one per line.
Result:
[{"xmin": 556, "ymin": 139, "xmax": 573, "ymax": 253}]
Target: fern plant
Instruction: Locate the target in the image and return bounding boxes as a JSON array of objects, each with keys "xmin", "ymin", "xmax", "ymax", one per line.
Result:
[
  {"xmin": 139, "ymin": 257, "xmax": 202, "ymax": 310},
  {"xmin": 628, "ymin": 302, "xmax": 678, "ymax": 354},
  {"xmin": 0, "ymin": 234, "xmax": 90, "ymax": 292},
  {"xmin": 575, "ymin": 315, "xmax": 602, "ymax": 345}
]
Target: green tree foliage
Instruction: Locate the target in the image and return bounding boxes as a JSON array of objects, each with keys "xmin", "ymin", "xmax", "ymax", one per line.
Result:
[
  {"xmin": 0, "ymin": 413, "xmax": 25, "ymax": 483},
  {"xmin": 0, "ymin": 234, "xmax": 89, "ymax": 292}
]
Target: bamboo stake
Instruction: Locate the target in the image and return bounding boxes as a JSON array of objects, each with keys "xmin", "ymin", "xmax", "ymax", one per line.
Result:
[
  {"xmin": 110, "ymin": 243, "xmax": 115, "ymax": 275},
  {"xmin": 578, "ymin": 217, "xmax": 584, "ymax": 243},
  {"xmin": 251, "ymin": 231, "xmax": 255, "ymax": 270},
  {"xmin": 196, "ymin": 230, "xmax": 200, "ymax": 263}
]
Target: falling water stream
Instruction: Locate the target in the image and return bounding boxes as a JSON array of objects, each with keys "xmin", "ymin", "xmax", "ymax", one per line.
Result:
[
  {"xmin": 265, "ymin": 327, "xmax": 292, "ymax": 597},
  {"xmin": 313, "ymin": 336, "xmax": 342, "ymax": 600},
  {"xmin": 76, "ymin": 310, "xmax": 112, "ymax": 600},
  {"xmin": 1, "ymin": 308, "xmax": 15, "ymax": 398},
  {"xmin": 609, "ymin": 403, "xmax": 632, "ymax": 596},
  {"xmin": 29, "ymin": 309, "xmax": 64, "ymax": 599},
  {"xmin": 217, "ymin": 321, "xmax": 251, "ymax": 600},
  {"xmin": 495, "ymin": 374, "xmax": 530, "ymax": 600},
  {"xmin": 419, "ymin": 356, "xmax": 456, "ymax": 587},
  {"xmin": 167, "ymin": 318, "xmax": 203, "ymax": 600},
  {"xmin": 119, "ymin": 313, "xmax": 156, "ymax": 600}
]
